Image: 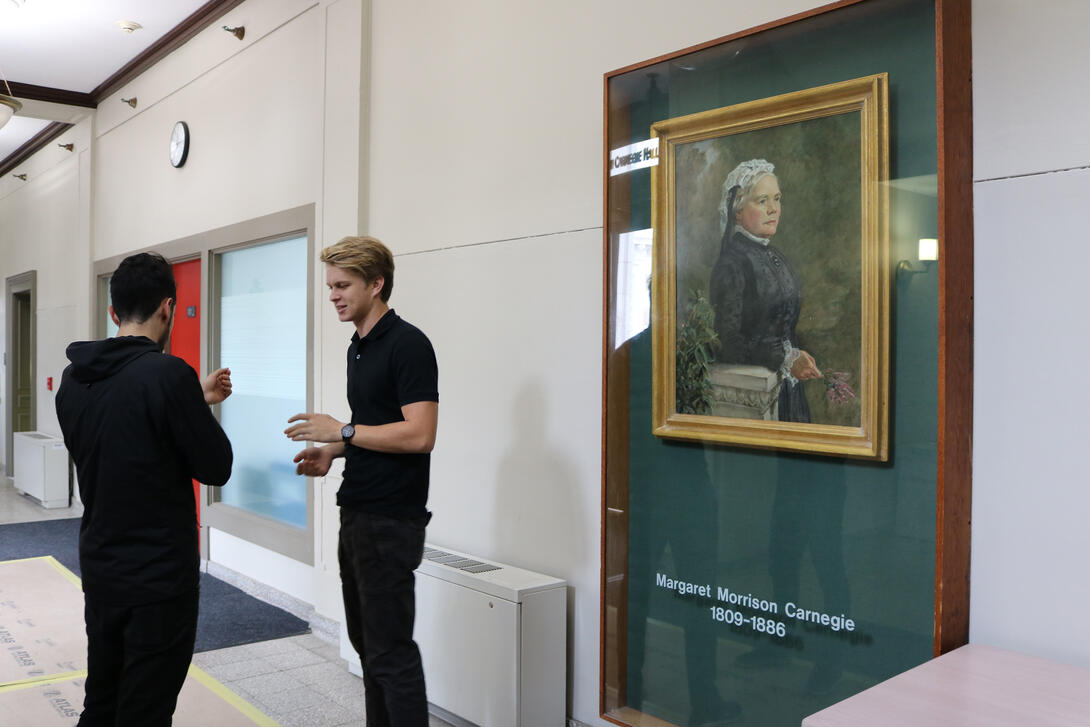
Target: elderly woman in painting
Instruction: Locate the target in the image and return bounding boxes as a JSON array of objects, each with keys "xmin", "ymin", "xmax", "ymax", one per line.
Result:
[{"xmin": 709, "ymin": 158, "xmax": 821, "ymax": 423}]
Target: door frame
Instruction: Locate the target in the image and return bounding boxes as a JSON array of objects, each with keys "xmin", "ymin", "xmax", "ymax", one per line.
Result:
[{"xmin": 5, "ymin": 270, "xmax": 37, "ymax": 477}]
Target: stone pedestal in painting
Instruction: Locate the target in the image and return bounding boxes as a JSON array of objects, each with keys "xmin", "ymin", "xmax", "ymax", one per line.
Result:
[{"xmin": 708, "ymin": 364, "xmax": 781, "ymax": 420}]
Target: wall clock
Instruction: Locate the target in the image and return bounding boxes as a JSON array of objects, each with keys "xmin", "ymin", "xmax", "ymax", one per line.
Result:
[{"xmin": 169, "ymin": 121, "xmax": 190, "ymax": 168}]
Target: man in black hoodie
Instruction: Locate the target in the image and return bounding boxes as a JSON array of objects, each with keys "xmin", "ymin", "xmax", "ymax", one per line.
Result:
[{"xmin": 55, "ymin": 252, "xmax": 233, "ymax": 727}]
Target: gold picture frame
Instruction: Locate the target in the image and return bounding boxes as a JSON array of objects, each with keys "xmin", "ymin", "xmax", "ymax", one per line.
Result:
[{"xmin": 651, "ymin": 73, "xmax": 890, "ymax": 460}]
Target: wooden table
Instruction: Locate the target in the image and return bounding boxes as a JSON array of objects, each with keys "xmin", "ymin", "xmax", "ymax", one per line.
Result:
[{"xmin": 802, "ymin": 644, "xmax": 1090, "ymax": 726}]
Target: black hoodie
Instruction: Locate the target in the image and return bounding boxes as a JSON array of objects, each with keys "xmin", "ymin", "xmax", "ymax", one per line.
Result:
[{"xmin": 56, "ymin": 336, "xmax": 232, "ymax": 605}]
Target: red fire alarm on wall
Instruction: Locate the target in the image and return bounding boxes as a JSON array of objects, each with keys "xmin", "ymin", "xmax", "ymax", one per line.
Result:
[{"xmin": 47, "ymin": 376, "xmax": 53, "ymax": 391}]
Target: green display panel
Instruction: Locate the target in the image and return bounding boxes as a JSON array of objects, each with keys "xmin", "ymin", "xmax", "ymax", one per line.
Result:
[{"xmin": 603, "ymin": 1, "xmax": 942, "ymax": 725}]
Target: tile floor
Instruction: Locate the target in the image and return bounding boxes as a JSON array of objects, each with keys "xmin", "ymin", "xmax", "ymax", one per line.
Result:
[
  {"xmin": 193, "ymin": 634, "xmax": 453, "ymax": 727},
  {"xmin": 0, "ymin": 474, "xmax": 83, "ymax": 524},
  {"xmin": 0, "ymin": 476, "xmax": 454, "ymax": 726}
]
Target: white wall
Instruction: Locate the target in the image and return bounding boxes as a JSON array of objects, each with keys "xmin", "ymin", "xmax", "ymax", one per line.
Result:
[
  {"xmin": 970, "ymin": 0, "xmax": 1090, "ymax": 670},
  {"xmin": 0, "ymin": 119, "xmax": 92, "ymax": 459},
  {"xmin": 4, "ymin": 1, "xmax": 1090, "ymax": 725},
  {"xmin": 91, "ymin": 0, "xmax": 323, "ymax": 258}
]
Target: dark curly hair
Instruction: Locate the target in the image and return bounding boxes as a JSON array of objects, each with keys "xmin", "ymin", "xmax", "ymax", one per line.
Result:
[{"xmin": 110, "ymin": 252, "xmax": 176, "ymax": 324}]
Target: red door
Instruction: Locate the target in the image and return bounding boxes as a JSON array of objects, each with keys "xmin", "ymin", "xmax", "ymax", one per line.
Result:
[{"xmin": 170, "ymin": 260, "xmax": 202, "ymax": 531}]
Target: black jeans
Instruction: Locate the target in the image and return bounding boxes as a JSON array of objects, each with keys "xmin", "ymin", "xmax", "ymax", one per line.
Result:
[
  {"xmin": 77, "ymin": 587, "xmax": 199, "ymax": 727},
  {"xmin": 339, "ymin": 508, "xmax": 429, "ymax": 727}
]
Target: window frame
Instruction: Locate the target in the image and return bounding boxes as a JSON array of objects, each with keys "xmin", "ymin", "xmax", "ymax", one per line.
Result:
[{"xmin": 92, "ymin": 204, "xmax": 317, "ymax": 564}]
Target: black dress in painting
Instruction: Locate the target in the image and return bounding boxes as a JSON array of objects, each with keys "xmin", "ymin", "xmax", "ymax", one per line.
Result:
[{"xmin": 708, "ymin": 230, "xmax": 811, "ymax": 423}]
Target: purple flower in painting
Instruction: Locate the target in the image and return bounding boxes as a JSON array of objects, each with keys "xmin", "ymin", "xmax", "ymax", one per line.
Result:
[{"xmin": 824, "ymin": 371, "xmax": 856, "ymax": 406}]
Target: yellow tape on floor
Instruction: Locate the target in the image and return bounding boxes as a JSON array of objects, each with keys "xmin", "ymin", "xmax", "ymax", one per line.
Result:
[{"xmin": 0, "ymin": 556, "xmax": 279, "ymax": 726}]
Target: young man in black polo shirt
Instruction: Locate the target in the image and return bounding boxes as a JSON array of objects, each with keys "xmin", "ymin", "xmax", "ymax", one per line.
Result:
[
  {"xmin": 285, "ymin": 235, "xmax": 438, "ymax": 727},
  {"xmin": 56, "ymin": 252, "xmax": 234, "ymax": 727}
]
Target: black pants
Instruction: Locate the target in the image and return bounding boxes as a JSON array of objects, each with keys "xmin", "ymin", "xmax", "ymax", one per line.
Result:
[
  {"xmin": 339, "ymin": 508, "xmax": 429, "ymax": 727},
  {"xmin": 77, "ymin": 588, "xmax": 199, "ymax": 727}
]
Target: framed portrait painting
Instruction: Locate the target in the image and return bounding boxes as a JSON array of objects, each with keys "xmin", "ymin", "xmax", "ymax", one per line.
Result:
[{"xmin": 651, "ymin": 73, "xmax": 890, "ymax": 460}]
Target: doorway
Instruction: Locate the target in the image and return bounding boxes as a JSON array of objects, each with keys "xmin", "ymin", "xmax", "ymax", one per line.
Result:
[
  {"xmin": 170, "ymin": 259, "xmax": 203, "ymax": 527},
  {"xmin": 5, "ymin": 272, "xmax": 37, "ymax": 478}
]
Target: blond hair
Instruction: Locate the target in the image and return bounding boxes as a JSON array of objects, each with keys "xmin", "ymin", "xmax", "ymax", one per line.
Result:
[{"xmin": 320, "ymin": 235, "xmax": 395, "ymax": 302}]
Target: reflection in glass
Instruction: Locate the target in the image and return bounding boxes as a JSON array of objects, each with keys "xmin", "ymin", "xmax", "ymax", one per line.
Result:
[
  {"xmin": 215, "ymin": 236, "xmax": 307, "ymax": 528},
  {"xmin": 615, "ymin": 229, "xmax": 654, "ymax": 349}
]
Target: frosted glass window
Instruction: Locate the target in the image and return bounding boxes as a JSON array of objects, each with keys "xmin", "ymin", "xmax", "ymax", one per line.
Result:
[
  {"xmin": 215, "ymin": 236, "xmax": 308, "ymax": 529},
  {"xmin": 103, "ymin": 276, "xmax": 119, "ymax": 338}
]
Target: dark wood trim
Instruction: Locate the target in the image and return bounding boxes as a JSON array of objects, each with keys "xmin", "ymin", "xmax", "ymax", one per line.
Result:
[
  {"xmin": 602, "ymin": 71, "xmax": 636, "ymax": 721},
  {"xmin": 933, "ymin": 0, "xmax": 974, "ymax": 657},
  {"xmin": 91, "ymin": 0, "xmax": 248, "ymax": 102},
  {"xmin": 0, "ymin": 122, "xmax": 73, "ymax": 179},
  {"xmin": 604, "ymin": 0, "xmax": 867, "ymax": 80},
  {"xmin": 5, "ymin": 82, "xmax": 95, "ymax": 108},
  {"xmin": 600, "ymin": 71, "xmax": 610, "ymax": 722}
]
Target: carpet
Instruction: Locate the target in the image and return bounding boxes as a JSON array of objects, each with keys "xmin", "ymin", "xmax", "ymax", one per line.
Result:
[{"xmin": 0, "ymin": 517, "xmax": 309, "ymax": 652}]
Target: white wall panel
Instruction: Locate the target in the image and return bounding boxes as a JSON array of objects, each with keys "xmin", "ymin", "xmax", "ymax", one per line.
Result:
[
  {"xmin": 973, "ymin": 0, "xmax": 1090, "ymax": 180},
  {"xmin": 393, "ymin": 229, "xmax": 601, "ymax": 722},
  {"xmin": 210, "ymin": 526, "xmax": 318, "ymax": 604},
  {"xmin": 971, "ymin": 167, "xmax": 1090, "ymax": 668},
  {"xmin": 367, "ymin": 0, "xmax": 818, "ymax": 255}
]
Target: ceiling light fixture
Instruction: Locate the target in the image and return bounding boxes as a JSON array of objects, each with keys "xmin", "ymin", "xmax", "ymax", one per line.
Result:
[
  {"xmin": 117, "ymin": 20, "xmax": 143, "ymax": 34},
  {"xmin": 0, "ymin": 63, "xmax": 21, "ymax": 131},
  {"xmin": 9, "ymin": 0, "xmax": 29, "ymax": 8}
]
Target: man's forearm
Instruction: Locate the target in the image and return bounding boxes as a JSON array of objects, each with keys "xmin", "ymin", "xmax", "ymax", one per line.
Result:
[{"xmin": 347, "ymin": 420, "xmax": 435, "ymax": 454}]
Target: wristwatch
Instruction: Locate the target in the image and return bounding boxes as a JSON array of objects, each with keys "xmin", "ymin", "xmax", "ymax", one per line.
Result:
[{"xmin": 341, "ymin": 423, "xmax": 355, "ymax": 446}]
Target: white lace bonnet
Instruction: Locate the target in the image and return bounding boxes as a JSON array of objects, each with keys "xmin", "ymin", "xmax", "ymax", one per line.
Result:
[{"xmin": 718, "ymin": 159, "xmax": 775, "ymax": 234}]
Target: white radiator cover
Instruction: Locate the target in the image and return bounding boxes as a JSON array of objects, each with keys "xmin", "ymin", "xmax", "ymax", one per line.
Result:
[
  {"xmin": 12, "ymin": 432, "xmax": 69, "ymax": 509},
  {"xmin": 341, "ymin": 543, "xmax": 567, "ymax": 727}
]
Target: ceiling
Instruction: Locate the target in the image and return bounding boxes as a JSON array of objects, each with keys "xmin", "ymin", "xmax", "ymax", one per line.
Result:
[{"xmin": 0, "ymin": 0, "xmax": 239, "ymax": 176}]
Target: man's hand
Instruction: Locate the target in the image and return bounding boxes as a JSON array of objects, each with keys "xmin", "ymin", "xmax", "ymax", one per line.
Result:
[
  {"xmin": 293, "ymin": 445, "xmax": 337, "ymax": 477},
  {"xmin": 284, "ymin": 413, "xmax": 344, "ymax": 443},
  {"xmin": 202, "ymin": 368, "xmax": 233, "ymax": 405}
]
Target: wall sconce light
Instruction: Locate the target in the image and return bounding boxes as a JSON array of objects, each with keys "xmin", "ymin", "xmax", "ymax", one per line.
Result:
[
  {"xmin": 13, "ymin": 173, "xmax": 27, "ymax": 181},
  {"xmin": 58, "ymin": 143, "xmax": 74, "ymax": 152},
  {"xmin": 898, "ymin": 238, "xmax": 939, "ymax": 274},
  {"xmin": 121, "ymin": 97, "xmax": 137, "ymax": 108},
  {"xmin": 223, "ymin": 25, "xmax": 245, "ymax": 41}
]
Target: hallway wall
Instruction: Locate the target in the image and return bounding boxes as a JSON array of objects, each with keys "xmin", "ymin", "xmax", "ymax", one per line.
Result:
[
  {"xmin": 0, "ymin": 0, "xmax": 369, "ymax": 624},
  {"xmin": 2, "ymin": 1, "xmax": 1090, "ymax": 726},
  {"xmin": 0, "ymin": 119, "xmax": 91, "ymax": 456},
  {"xmin": 969, "ymin": 0, "xmax": 1090, "ymax": 671}
]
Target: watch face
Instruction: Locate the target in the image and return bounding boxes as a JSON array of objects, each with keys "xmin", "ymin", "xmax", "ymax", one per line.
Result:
[
  {"xmin": 169, "ymin": 121, "xmax": 189, "ymax": 167},
  {"xmin": 341, "ymin": 424, "xmax": 355, "ymax": 440}
]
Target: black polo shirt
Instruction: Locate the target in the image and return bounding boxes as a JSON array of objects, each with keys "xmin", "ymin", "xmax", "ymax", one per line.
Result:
[{"xmin": 339, "ymin": 309, "xmax": 438, "ymax": 520}]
